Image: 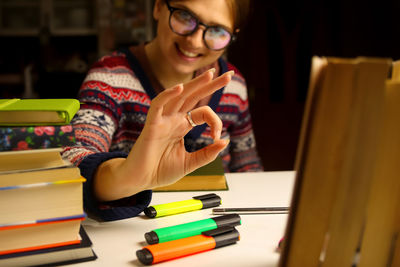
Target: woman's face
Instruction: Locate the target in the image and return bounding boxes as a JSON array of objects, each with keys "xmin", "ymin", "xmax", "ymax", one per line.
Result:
[{"xmin": 153, "ymin": 0, "xmax": 234, "ymax": 75}]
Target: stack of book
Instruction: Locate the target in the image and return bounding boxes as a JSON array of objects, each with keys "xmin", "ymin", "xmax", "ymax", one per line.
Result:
[
  {"xmin": 279, "ymin": 58, "xmax": 400, "ymax": 267},
  {"xmin": 0, "ymin": 99, "xmax": 96, "ymax": 266}
]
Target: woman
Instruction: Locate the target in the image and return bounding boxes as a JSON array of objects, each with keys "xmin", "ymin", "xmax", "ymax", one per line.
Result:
[{"xmin": 63, "ymin": 0, "xmax": 263, "ymax": 221}]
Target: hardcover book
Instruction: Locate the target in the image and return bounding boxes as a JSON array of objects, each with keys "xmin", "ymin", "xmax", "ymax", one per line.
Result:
[
  {"xmin": 0, "ymin": 175, "xmax": 85, "ymax": 226},
  {"xmin": 279, "ymin": 57, "xmax": 400, "ymax": 267},
  {"xmin": 154, "ymin": 157, "xmax": 228, "ymax": 191},
  {"xmin": 0, "ymin": 99, "xmax": 80, "ymax": 126},
  {"xmin": 0, "ymin": 125, "xmax": 76, "ymax": 151},
  {"xmin": 0, "ymin": 148, "xmax": 70, "ymax": 172},
  {"xmin": 0, "ymin": 165, "xmax": 81, "ymax": 187},
  {"xmin": 0, "ymin": 226, "xmax": 96, "ymax": 266},
  {"xmin": 0, "ymin": 216, "xmax": 85, "ymax": 255}
]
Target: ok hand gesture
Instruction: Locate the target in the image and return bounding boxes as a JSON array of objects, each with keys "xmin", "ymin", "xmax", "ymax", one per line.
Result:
[{"xmin": 94, "ymin": 69, "xmax": 233, "ymax": 201}]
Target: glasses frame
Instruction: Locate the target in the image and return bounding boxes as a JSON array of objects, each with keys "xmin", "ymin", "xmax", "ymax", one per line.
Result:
[{"xmin": 165, "ymin": 0, "xmax": 236, "ymax": 51}]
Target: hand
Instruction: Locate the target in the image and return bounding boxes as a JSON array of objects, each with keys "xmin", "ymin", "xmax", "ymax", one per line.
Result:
[{"xmin": 94, "ymin": 69, "xmax": 233, "ymax": 201}]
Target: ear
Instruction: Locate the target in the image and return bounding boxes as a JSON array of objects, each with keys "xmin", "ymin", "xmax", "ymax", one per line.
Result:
[{"xmin": 153, "ymin": 0, "xmax": 163, "ymax": 21}]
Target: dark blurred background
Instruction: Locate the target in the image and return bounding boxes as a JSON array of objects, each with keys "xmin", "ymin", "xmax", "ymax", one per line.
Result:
[{"xmin": 1, "ymin": 0, "xmax": 400, "ymax": 171}]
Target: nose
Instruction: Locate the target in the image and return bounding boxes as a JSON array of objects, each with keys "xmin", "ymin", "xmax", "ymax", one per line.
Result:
[{"xmin": 185, "ymin": 25, "xmax": 205, "ymax": 49}]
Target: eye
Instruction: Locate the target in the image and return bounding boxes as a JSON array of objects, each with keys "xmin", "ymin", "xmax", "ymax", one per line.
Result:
[
  {"xmin": 174, "ymin": 9, "xmax": 196, "ymax": 26},
  {"xmin": 208, "ymin": 27, "xmax": 230, "ymax": 38}
]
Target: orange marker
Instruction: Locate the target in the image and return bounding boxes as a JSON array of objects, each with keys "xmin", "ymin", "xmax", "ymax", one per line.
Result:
[{"xmin": 136, "ymin": 226, "xmax": 240, "ymax": 265}]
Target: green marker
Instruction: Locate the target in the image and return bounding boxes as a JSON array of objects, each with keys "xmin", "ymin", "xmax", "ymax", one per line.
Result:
[
  {"xmin": 144, "ymin": 214, "xmax": 241, "ymax": 244},
  {"xmin": 143, "ymin": 193, "xmax": 221, "ymax": 218}
]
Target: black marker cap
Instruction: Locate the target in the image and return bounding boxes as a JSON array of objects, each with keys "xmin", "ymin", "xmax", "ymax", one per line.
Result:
[
  {"xmin": 193, "ymin": 193, "xmax": 221, "ymax": 209},
  {"xmin": 144, "ymin": 231, "xmax": 159, "ymax": 245},
  {"xmin": 136, "ymin": 248, "xmax": 153, "ymax": 265},
  {"xmin": 144, "ymin": 206, "xmax": 157, "ymax": 218},
  {"xmin": 202, "ymin": 226, "xmax": 240, "ymax": 248},
  {"xmin": 212, "ymin": 214, "xmax": 241, "ymax": 227}
]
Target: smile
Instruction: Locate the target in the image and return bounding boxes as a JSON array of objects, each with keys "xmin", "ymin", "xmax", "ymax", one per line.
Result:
[{"xmin": 177, "ymin": 45, "xmax": 199, "ymax": 58}]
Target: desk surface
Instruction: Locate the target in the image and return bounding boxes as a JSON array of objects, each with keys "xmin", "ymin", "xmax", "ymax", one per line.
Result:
[{"xmin": 79, "ymin": 171, "xmax": 295, "ymax": 267}]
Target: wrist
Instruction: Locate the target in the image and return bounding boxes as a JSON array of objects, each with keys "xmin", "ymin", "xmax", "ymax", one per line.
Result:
[{"xmin": 94, "ymin": 158, "xmax": 149, "ymax": 201}]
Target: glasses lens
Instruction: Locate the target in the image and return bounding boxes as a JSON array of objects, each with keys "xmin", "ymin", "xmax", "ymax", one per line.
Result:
[
  {"xmin": 170, "ymin": 10, "xmax": 197, "ymax": 35},
  {"xmin": 204, "ymin": 27, "xmax": 232, "ymax": 50}
]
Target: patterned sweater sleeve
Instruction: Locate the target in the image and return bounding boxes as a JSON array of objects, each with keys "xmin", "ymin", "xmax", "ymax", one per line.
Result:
[
  {"xmin": 62, "ymin": 52, "xmax": 152, "ymax": 221},
  {"xmin": 222, "ymin": 63, "xmax": 264, "ymax": 172}
]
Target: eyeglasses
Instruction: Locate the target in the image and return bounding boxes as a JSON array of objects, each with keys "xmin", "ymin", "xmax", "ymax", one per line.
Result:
[{"xmin": 165, "ymin": 0, "xmax": 236, "ymax": 51}]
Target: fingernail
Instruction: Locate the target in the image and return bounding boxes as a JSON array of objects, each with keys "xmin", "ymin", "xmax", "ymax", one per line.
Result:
[
  {"xmin": 226, "ymin": 70, "xmax": 235, "ymax": 76},
  {"xmin": 171, "ymin": 83, "xmax": 183, "ymax": 92},
  {"xmin": 209, "ymin": 68, "xmax": 216, "ymax": 73}
]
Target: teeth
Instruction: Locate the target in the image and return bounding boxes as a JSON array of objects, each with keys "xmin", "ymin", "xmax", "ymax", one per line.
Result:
[{"xmin": 179, "ymin": 47, "xmax": 198, "ymax": 58}]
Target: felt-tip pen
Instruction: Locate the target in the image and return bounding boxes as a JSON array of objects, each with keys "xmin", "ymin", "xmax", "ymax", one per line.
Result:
[
  {"xmin": 144, "ymin": 193, "xmax": 221, "ymax": 218},
  {"xmin": 136, "ymin": 226, "xmax": 240, "ymax": 265},
  {"xmin": 212, "ymin": 207, "xmax": 289, "ymax": 215},
  {"xmin": 145, "ymin": 214, "xmax": 241, "ymax": 244}
]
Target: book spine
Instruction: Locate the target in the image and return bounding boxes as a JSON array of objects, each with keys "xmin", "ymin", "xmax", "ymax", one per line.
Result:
[
  {"xmin": 64, "ymin": 100, "xmax": 81, "ymax": 124},
  {"xmin": 0, "ymin": 99, "xmax": 19, "ymax": 109},
  {"xmin": 0, "ymin": 238, "xmax": 81, "ymax": 256},
  {"xmin": 0, "ymin": 125, "xmax": 75, "ymax": 151},
  {"xmin": 0, "ymin": 177, "xmax": 86, "ymax": 191},
  {"xmin": 0, "ymin": 214, "xmax": 86, "ymax": 229}
]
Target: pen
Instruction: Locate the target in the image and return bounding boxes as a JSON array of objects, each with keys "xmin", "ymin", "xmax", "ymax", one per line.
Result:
[
  {"xmin": 144, "ymin": 193, "xmax": 221, "ymax": 218},
  {"xmin": 212, "ymin": 207, "xmax": 289, "ymax": 215},
  {"xmin": 136, "ymin": 226, "xmax": 240, "ymax": 265},
  {"xmin": 145, "ymin": 214, "xmax": 241, "ymax": 244}
]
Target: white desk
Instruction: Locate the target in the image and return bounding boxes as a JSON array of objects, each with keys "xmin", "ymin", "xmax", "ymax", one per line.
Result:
[{"xmin": 79, "ymin": 171, "xmax": 295, "ymax": 267}]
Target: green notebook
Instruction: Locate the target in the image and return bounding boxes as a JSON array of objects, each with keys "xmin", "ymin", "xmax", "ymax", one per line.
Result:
[{"xmin": 0, "ymin": 99, "xmax": 80, "ymax": 126}]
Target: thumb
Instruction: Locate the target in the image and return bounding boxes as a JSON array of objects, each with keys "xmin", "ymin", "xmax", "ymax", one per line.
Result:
[{"xmin": 186, "ymin": 139, "xmax": 229, "ymax": 174}]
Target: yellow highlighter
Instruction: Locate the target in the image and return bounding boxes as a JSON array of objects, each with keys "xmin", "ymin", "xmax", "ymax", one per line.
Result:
[{"xmin": 144, "ymin": 194, "xmax": 221, "ymax": 218}]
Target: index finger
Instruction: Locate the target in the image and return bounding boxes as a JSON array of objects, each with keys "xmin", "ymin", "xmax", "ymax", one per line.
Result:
[
  {"xmin": 162, "ymin": 69, "xmax": 215, "ymax": 115},
  {"xmin": 188, "ymin": 106, "xmax": 223, "ymax": 140},
  {"xmin": 179, "ymin": 70, "xmax": 234, "ymax": 113}
]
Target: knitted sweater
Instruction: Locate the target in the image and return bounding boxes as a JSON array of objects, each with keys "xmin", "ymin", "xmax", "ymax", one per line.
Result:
[{"xmin": 62, "ymin": 46, "xmax": 263, "ymax": 221}]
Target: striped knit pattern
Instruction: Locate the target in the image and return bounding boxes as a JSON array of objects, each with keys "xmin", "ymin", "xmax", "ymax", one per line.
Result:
[{"xmin": 62, "ymin": 50, "xmax": 263, "ymax": 173}]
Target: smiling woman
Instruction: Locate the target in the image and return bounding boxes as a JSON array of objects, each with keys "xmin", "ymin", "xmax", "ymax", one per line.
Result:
[
  {"xmin": 62, "ymin": 0, "xmax": 264, "ymax": 222},
  {"xmin": 147, "ymin": 0, "xmax": 237, "ymax": 84}
]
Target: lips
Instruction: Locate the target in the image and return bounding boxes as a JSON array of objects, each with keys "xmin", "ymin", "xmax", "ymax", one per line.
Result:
[
  {"xmin": 175, "ymin": 44, "xmax": 201, "ymax": 60},
  {"xmin": 179, "ymin": 47, "xmax": 198, "ymax": 57}
]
